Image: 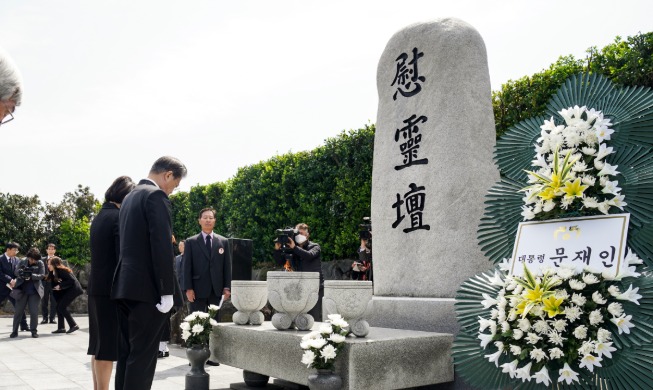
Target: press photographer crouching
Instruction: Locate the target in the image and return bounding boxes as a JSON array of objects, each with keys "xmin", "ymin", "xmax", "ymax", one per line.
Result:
[
  {"xmin": 273, "ymin": 223, "xmax": 323, "ymax": 321},
  {"xmin": 10, "ymin": 247, "xmax": 46, "ymax": 338},
  {"xmin": 352, "ymin": 217, "xmax": 372, "ymax": 281}
]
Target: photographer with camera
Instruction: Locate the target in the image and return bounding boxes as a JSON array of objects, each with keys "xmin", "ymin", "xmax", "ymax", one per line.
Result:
[
  {"xmin": 273, "ymin": 223, "xmax": 323, "ymax": 321},
  {"xmin": 352, "ymin": 217, "xmax": 372, "ymax": 281},
  {"xmin": 10, "ymin": 247, "xmax": 46, "ymax": 338}
]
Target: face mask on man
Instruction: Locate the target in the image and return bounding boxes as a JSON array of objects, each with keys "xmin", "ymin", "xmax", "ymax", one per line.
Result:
[{"xmin": 295, "ymin": 234, "xmax": 307, "ymax": 245}]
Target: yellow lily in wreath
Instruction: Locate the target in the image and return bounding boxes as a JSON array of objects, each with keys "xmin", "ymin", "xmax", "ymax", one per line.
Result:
[
  {"xmin": 522, "ymin": 147, "xmax": 579, "ymax": 201},
  {"xmin": 542, "ymin": 295, "xmax": 565, "ymax": 318},
  {"xmin": 510, "ymin": 264, "xmax": 562, "ymax": 318}
]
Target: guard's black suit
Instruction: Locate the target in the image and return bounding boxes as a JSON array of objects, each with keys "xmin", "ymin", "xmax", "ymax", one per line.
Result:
[
  {"xmin": 183, "ymin": 232, "xmax": 231, "ymax": 315},
  {"xmin": 111, "ymin": 180, "xmax": 175, "ymax": 390}
]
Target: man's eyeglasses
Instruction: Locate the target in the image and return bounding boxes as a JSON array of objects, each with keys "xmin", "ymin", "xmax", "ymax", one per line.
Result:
[{"xmin": 0, "ymin": 102, "xmax": 14, "ymax": 126}]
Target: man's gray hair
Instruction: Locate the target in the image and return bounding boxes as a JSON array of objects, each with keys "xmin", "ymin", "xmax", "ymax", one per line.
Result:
[
  {"xmin": 150, "ymin": 156, "xmax": 188, "ymax": 179},
  {"xmin": 0, "ymin": 47, "xmax": 22, "ymax": 105}
]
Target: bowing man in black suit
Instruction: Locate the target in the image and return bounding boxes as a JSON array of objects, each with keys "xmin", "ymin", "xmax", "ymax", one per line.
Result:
[
  {"xmin": 0, "ymin": 242, "xmax": 28, "ymax": 331},
  {"xmin": 111, "ymin": 156, "xmax": 187, "ymax": 390},
  {"xmin": 183, "ymin": 208, "xmax": 232, "ymax": 317}
]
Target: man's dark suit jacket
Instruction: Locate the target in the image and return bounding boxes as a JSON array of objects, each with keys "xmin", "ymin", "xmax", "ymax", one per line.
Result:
[
  {"xmin": 111, "ymin": 180, "xmax": 175, "ymax": 304},
  {"xmin": 88, "ymin": 202, "xmax": 120, "ymax": 296},
  {"xmin": 183, "ymin": 232, "xmax": 231, "ymax": 299},
  {"xmin": 0, "ymin": 254, "xmax": 17, "ymax": 295}
]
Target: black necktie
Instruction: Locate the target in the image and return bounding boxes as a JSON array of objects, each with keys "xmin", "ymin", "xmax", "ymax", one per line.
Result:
[{"xmin": 205, "ymin": 235, "xmax": 212, "ymax": 255}]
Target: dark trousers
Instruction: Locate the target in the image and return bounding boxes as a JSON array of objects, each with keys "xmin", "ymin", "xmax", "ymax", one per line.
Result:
[
  {"xmin": 53, "ymin": 289, "xmax": 79, "ymax": 329},
  {"xmin": 308, "ymin": 285, "xmax": 324, "ymax": 322},
  {"xmin": 115, "ymin": 299, "xmax": 168, "ymax": 390},
  {"xmin": 0, "ymin": 288, "xmax": 28, "ymax": 329},
  {"xmin": 41, "ymin": 281, "xmax": 57, "ymax": 321},
  {"xmin": 13, "ymin": 293, "xmax": 40, "ymax": 333},
  {"xmin": 188, "ymin": 290, "xmax": 222, "ymax": 321}
]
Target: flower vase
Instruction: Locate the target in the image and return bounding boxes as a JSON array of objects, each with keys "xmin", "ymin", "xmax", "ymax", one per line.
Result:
[
  {"xmin": 307, "ymin": 369, "xmax": 342, "ymax": 390},
  {"xmin": 185, "ymin": 345, "xmax": 210, "ymax": 390}
]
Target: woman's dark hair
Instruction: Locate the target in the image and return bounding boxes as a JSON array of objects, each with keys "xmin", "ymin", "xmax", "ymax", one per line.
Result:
[
  {"xmin": 48, "ymin": 256, "xmax": 72, "ymax": 274},
  {"xmin": 25, "ymin": 247, "xmax": 40, "ymax": 260},
  {"xmin": 105, "ymin": 176, "xmax": 136, "ymax": 203}
]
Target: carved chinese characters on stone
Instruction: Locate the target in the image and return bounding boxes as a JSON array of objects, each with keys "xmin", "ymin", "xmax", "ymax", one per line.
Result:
[
  {"xmin": 392, "ymin": 183, "xmax": 431, "ymax": 233},
  {"xmin": 391, "ymin": 47, "xmax": 425, "ymax": 100},
  {"xmin": 395, "ymin": 114, "xmax": 429, "ymax": 170}
]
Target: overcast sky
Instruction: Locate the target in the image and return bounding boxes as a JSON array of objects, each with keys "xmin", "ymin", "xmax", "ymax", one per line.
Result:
[{"xmin": 1, "ymin": 0, "xmax": 651, "ymax": 203}]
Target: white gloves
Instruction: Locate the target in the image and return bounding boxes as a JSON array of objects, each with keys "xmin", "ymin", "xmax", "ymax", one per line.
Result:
[{"xmin": 156, "ymin": 295, "xmax": 174, "ymax": 313}]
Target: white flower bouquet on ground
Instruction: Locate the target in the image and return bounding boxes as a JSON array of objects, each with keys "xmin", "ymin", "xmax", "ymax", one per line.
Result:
[
  {"xmin": 180, "ymin": 305, "xmax": 220, "ymax": 347},
  {"xmin": 300, "ymin": 314, "xmax": 349, "ymax": 370}
]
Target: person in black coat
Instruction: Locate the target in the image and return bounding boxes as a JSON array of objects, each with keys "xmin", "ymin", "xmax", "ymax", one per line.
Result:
[
  {"xmin": 46, "ymin": 257, "xmax": 83, "ymax": 333},
  {"xmin": 0, "ymin": 242, "xmax": 28, "ymax": 331},
  {"xmin": 111, "ymin": 156, "xmax": 186, "ymax": 390},
  {"xmin": 87, "ymin": 175, "xmax": 135, "ymax": 390},
  {"xmin": 10, "ymin": 247, "xmax": 46, "ymax": 338}
]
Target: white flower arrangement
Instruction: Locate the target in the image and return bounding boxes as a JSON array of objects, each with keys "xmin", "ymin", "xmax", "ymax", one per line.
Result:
[
  {"xmin": 300, "ymin": 314, "xmax": 349, "ymax": 370},
  {"xmin": 477, "ymin": 253, "xmax": 643, "ymax": 386},
  {"xmin": 180, "ymin": 305, "xmax": 220, "ymax": 347},
  {"xmin": 521, "ymin": 105, "xmax": 625, "ymax": 220}
]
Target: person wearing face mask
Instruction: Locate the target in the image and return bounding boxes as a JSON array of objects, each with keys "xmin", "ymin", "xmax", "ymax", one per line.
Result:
[
  {"xmin": 273, "ymin": 223, "xmax": 323, "ymax": 321},
  {"xmin": 0, "ymin": 47, "xmax": 22, "ymax": 129}
]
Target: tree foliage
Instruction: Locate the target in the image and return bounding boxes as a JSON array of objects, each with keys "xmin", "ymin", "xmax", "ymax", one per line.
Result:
[
  {"xmin": 58, "ymin": 216, "xmax": 91, "ymax": 265},
  {"xmin": 494, "ymin": 32, "xmax": 653, "ymax": 138}
]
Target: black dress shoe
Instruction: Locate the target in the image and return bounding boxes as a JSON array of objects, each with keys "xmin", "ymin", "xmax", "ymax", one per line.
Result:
[
  {"xmin": 206, "ymin": 360, "xmax": 220, "ymax": 366},
  {"xmin": 52, "ymin": 329, "xmax": 66, "ymax": 334},
  {"xmin": 9, "ymin": 331, "xmax": 18, "ymax": 338},
  {"xmin": 49, "ymin": 319, "xmax": 56, "ymax": 324},
  {"xmin": 66, "ymin": 325, "xmax": 79, "ymax": 334},
  {"xmin": 40, "ymin": 319, "xmax": 48, "ymax": 324},
  {"xmin": 20, "ymin": 327, "xmax": 30, "ymax": 332},
  {"xmin": 31, "ymin": 332, "xmax": 39, "ymax": 338}
]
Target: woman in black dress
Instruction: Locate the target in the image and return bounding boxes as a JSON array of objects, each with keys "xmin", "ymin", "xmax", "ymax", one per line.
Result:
[
  {"xmin": 87, "ymin": 176, "xmax": 135, "ymax": 390},
  {"xmin": 47, "ymin": 257, "xmax": 83, "ymax": 333}
]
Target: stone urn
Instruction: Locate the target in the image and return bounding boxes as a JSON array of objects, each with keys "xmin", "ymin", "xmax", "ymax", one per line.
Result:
[
  {"xmin": 323, "ymin": 280, "xmax": 373, "ymax": 337},
  {"xmin": 267, "ymin": 271, "xmax": 319, "ymax": 330},
  {"xmin": 231, "ymin": 281, "xmax": 268, "ymax": 325},
  {"xmin": 308, "ymin": 369, "xmax": 342, "ymax": 390},
  {"xmin": 185, "ymin": 345, "xmax": 210, "ymax": 390}
]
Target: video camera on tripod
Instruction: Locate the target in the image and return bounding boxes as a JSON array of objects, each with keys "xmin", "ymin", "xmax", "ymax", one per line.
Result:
[{"xmin": 275, "ymin": 227, "xmax": 298, "ymax": 271}]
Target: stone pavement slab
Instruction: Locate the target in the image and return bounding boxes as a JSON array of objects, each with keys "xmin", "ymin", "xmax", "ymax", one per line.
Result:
[{"xmin": 0, "ymin": 316, "xmax": 249, "ymax": 390}]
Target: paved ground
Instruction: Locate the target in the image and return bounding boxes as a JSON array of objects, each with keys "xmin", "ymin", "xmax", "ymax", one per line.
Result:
[{"xmin": 0, "ymin": 315, "xmax": 250, "ymax": 390}]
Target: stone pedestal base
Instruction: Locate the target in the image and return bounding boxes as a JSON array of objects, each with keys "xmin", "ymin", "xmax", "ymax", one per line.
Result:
[
  {"xmin": 212, "ymin": 322, "xmax": 453, "ymax": 390},
  {"xmin": 367, "ymin": 297, "xmax": 458, "ymax": 334}
]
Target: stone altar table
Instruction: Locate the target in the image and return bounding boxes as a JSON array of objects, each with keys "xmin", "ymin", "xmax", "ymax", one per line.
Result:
[{"xmin": 211, "ymin": 322, "xmax": 453, "ymax": 390}]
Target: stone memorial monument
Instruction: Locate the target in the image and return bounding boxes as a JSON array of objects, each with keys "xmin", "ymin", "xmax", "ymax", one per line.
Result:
[{"xmin": 369, "ymin": 17, "xmax": 499, "ymax": 334}]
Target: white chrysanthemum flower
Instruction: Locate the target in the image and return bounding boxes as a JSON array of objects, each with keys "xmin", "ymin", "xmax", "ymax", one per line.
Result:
[
  {"xmin": 597, "ymin": 328, "xmax": 612, "ymax": 343},
  {"xmin": 500, "ymin": 321, "xmax": 510, "ymax": 333},
  {"xmin": 552, "ymin": 319, "xmax": 567, "ymax": 332},
  {"xmin": 565, "ymin": 305, "xmax": 582, "ymax": 322},
  {"xmin": 301, "ymin": 350, "xmax": 316, "ymax": 367},
  {"xmin": 554, "ymin": 289, "xmax": 569, "ymax": 300},
  {"xmin": 556, "ymin": 266, "xmax": 576, "ymax": 280},
  {"xmin": 572, "ymin": 160, "xmax": 588, "ymax": 172},
  {"xmin": 541, "ymin": 199, "xmax": 555, "ymax": 212},
  {"xmin": 510, "ymin": 345, "xmax": 521, "ymax": 356},
  {"xmin": 521, "ymin": 206, "xmax": 536, "ymax": 221},
  {"xmin": 582, "ymin": 146, "xmax": 597, "ymax": 155},
  {"xmin": 319, "ymin": 324, "xmax": 333, "ymax": 335},
  {"xmin": 531, "ymin": 305, "xmax": 544, "ymax": 317},
  {"xmin": 530, "ymin": 348, "xmax": 547, "ymax": 363},
  {"xmin": 515, "ymin": 362, "xmax": 533, "ymax": 382},
  {"xmin": 579, "ymin": 340, "xmax": 596, "ymax": 356},
  {"xmin": 327, "ymin": 314, "xmax": 349, "ymax": 328},
  {"xmin": 574, "ymin": 325, "xmax": 588, "ymax": 340},
  {"xmin": 597, "ymin": 201, "xmax": 611, "ymax": 214},
  {"xmin": 209, "ymin": 319, "xmax": 218, "ymax": 326},
  {"xmin": 582, "ymin": 273, "xmax": 600, "ymax": 284},
  {"xmin": 611, "ymin": 314, "xmax": 635, "ymax": 334},
  {"xmin": 302, "ymin": 331, "xmax": 322, "ymax": 341},
  {"xmin": 569, "ymin": 280, "xmax": 586, "ymax": 290},
  {"xmin": 507, "ymin": 311, "xmax": 517, "ymax": 322},
  {"xmin": 582, "ymin": 196, "xmax": 599, "ymax": 209},
  {"xmin": 548, "ymin": 331, "xmax": 566, "ymax": 346},
  {"xmin": 191, "ymin": 324, "xmax": 204, "ymax": 334},
  {"xmin": 501, "ymin": 360, "xmax": 519, "ymax": 379},
  {"xmin": 607, "ymin": 302, "xmax": 624, "ymax": 317},
  {"xmin": 494, "ymin": 341, "xmax": 504, "ymax": 352},
  {"xmin": 571, "ymin": 293, "xmax": 586, "ymax": 306},
  {"xmin": 320, "ymin": 344, "xmax": 337, "ymax": 362},
  {"xmin": 485, "ymin": 350, "xmax": 502, "ymax": 367},
  {"xmin": 197, "ymin": 312, "xmax": 210, "ymax": 319},
  {"xmin": 328, "ymin": 333, "xmax": 346, "ymax": 344},
  {"xmin": 581, "ymin": 174, "xmax": 597, "ymax": 187},
  {"xmin": 533, "ymin": 320, "xmax": 549, "ymax": 334},
  {"xmin": 184, "ymin": 313, "xmax": 199, "ymax": 322},
  {"xmin": 526, "ymin": 332, "xmax": 542, "ymax": 345},
  {"xmin": 592, "ymin": 291, "xmax": 607, "ymax": 305},
  {"xmin": 558, "ymin": 363, "xmax": 580, "ymax": 385},
  {"xmin": 595, "ymin": 341, "xmax": 616, "ymax": 358},
  {"xmin": 182, "ymin": 330, "xmax": 191, "ymax": 341},
  {"xmin": 497, "ymin": 308, "xmax": 507, "ymax": 323},
  {"xmin": 180, "ymin": 322, "xmax": 191, "ymax": 331},
  {"xmin": 208, "ymin": 304, "xmax": 220, "ymax": 311},
  {"xmin": 308, "ymin": 338, "xmax": 327, "ymax": 349},
  {"xmin": 549, "ymin": 347, "xmax": 564, "ymax": 359},
  {"xmin": 589, "ymin": 310, "xmax": 604, "ymax": 326},
  {"xmin": 594, "ymin": 158, "xmax": 605, "ymax": 170},
  {"xmin": 518, "ymin": 318, "xmax": 531, "ymax": 332},
  {"xmin": 579, "ymin": 354, "xmax": 603, "ymax": 372},
  {"xmin": 607, "ymin": 285, "xmax": 621, "ymax": 297},
  {"xmin": 512, "ymin": 328, "xmax": 524, "ymax": 340}
]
